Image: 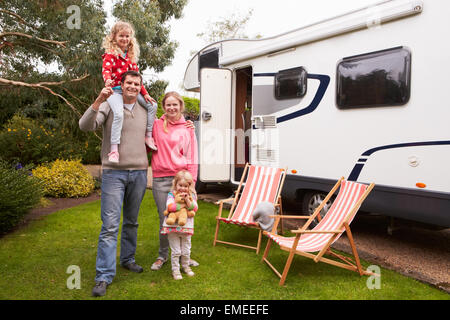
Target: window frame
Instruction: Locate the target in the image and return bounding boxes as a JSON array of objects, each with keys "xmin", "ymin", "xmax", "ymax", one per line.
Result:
[
  {"xmin": 274, "ymin": 66, "xmax": 308, "ymax": 100},
  {"xmin": 335, "ymin": 46, "xmax": 412, "ymax": 109}
]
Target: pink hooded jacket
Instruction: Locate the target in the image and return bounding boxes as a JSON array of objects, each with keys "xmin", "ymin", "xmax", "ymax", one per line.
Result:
[{"xmin": 151, "ymin": 115, "xmax": 198, "ymax": 181}]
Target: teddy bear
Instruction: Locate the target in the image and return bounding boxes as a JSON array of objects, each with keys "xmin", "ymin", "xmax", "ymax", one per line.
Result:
[{"xmin": 164, "ymin": 192, "xmax": 196, "ymax": 226}]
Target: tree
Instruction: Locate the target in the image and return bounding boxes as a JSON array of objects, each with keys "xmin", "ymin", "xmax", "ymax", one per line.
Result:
[
  {"xmin": 0, "ymin": 0, "xmax": 107, "ymax": 124},
  {"xmin": 196, "ymin": 9, "xmax": 261, "ymax": 43},
  {"xmin": 113, "ymin": 0, "xmax": 186, "ymax": 72},
  {"xmin": 0, "ymin": 0, "xmax": 187, "ymax": 123},
  {"xmin": 0, "ymin": 0, "xmax": 187, "ymax": 164},
  {"xmin": 111, "ymin": 0, "xmax": 187, "ymax": 98}
]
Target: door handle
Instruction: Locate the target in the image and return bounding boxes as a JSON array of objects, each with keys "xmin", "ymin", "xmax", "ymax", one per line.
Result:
[{"xmin": 202, "ymin": 111, "xmax": 212, "ymax": 121}]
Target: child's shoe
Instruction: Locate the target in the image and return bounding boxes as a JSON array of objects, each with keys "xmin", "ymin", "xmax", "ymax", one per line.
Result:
[
  {"xmin": 183, "ymin": 266, "xmax": 195, "ymax": 277},
  {"xmin": 145, "ymin": 136, "xmax": 157, "ymax": 151},
  {"xmin": 173, "ymin": 270, "xmax": 183, "ymax": 280},
  {"xmin": 189, "ymin": 259, "xmax": 199, "ymax": 267},
  {"xmin": 108, "ymin": 151, "xmax": 119, "ymax": 163}
]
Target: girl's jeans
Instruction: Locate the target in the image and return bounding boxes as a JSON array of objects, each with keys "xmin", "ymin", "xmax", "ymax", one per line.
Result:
[
  {"xmin": 107, "ymin": 89, "xmax": 157, "ymax": 145},
  {"xmin": 151, "ymin": 176, "xmax": 173, "ymax": 262}
]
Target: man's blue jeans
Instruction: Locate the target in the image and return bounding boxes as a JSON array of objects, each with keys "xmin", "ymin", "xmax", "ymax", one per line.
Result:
[{"xmin": 95, "ymin": 169, "xmax": 147, "ymax": 284}]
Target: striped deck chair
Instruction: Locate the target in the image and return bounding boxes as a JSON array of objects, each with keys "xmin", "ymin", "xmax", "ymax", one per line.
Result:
[
  {"xmin": 213, "ymin": 163, "xmax": 287, "ymax": 254},
  {"xmin": 262, "ymin": 177, "xmax": 376, "ymax": 285}
]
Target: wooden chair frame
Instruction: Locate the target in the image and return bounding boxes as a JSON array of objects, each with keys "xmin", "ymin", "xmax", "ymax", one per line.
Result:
[
  {"xmin": 262, "ymin": 177, "xmax": 377, "ymax": 285},
  {"xmin": 213, "ymin": 163, "xmax": 287, "ymax": 254}
]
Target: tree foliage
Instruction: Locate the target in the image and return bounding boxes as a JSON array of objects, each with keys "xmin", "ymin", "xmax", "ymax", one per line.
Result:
[
  {"xmin": 196, "ymin": 9, "xmax": 260, "ymax": 43},
  {"xmin": 113, "ymin": 0, "xmax": 187, "ymax": 72},
  {"xmin": 0, "ymin": 0, "xmax": 187, "ymax": 164}
]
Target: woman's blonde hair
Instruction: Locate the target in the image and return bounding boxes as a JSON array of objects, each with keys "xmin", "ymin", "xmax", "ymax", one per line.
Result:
[
  {"xmin": 102, "ymin": 21, "xmax": 140, "ymax": 63},
  {"xmin": 171, "ymin": 170, "xmax": 196, "ymax": 196},
  {"xmin": 162, "ymin": 91, "xmax": 185, "ymax": 133}
]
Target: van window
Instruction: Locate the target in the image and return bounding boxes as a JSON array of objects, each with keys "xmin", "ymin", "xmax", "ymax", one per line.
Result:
[
  {"xmin": 199, "ymin": 48, "xmax": 219, "ymax": 70},
  {"xmin": 336, "ymin": 47, "xmax": 411, "ymax": 109},
  {"xmin": 275, "ymin": 67, "xmax": 307, "ymax": 100}
]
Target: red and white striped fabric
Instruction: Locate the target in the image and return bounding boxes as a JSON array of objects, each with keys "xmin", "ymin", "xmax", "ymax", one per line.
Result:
[
  {"xmin": 267, "ymin": 180, "xmax": 368, "ymax": 252},
  {"xmin": 219, "ymin": 165, "xmax": 283, "ymax": 227}
]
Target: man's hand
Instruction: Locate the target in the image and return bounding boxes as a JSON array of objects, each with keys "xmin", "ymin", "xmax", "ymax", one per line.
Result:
[{"xmin": 92, "ymin": 87, "xmax": 114, "ymax": 111}]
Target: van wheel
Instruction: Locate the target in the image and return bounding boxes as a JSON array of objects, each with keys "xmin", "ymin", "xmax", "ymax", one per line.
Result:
[
  {"xmin": 302, "ymin": 192, "xmax": 333, "ymax": 227},
  {"xmin": 195, "ymin": 180, "xmax": 207, "ymax": 194}
]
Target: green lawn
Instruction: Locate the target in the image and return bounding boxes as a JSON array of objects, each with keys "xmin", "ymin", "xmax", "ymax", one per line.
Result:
[{"xmin": 0, "ymin": 191, "xmax": 448, "ymax": 300}]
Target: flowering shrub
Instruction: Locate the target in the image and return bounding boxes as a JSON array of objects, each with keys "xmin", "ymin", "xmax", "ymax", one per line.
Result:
[
  {"xmin": 32, "ymin": 159, "xmax": 95, "ymax": 198},
  {"xmin": 0, "ymin": 115, "xmax": 84, "ymax": 165},
  {"xmin": 0, "ymin": 161, "xmax": 43, "ymax": 234}
]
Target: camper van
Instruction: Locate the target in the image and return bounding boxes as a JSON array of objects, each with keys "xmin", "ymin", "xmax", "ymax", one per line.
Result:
[{"xmin": 183, "ymin": 0, "xmax": 450, "ymax": 227}]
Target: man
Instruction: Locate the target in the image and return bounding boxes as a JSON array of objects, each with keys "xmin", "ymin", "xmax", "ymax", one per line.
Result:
[{"xmin": 79, "ymin": 70, "xmax": 151, "ymax": 297}]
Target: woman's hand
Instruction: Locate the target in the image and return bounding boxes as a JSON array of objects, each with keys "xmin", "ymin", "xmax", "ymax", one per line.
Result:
[
  {"xmin": 185, "ymin": 120, "xmax": 195, "ymax": 129},
  {"xmin": 105, "ymin": 79, "xmax": 114, "ymax": 88}
]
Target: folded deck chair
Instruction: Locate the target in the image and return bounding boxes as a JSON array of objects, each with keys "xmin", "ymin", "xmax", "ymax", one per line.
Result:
[
  {"xmin": 262, "ymin": 177, "xmax": 375, "ymax": 285},
  {"xmin": 213, "ymin": 163, "xmax": 287, "ymax": 254}
]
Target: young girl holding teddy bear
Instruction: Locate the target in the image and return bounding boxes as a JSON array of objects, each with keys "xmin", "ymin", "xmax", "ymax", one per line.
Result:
[{"xmin": 161, "ymin": 170, "xmax": 198, "ymax": 280}]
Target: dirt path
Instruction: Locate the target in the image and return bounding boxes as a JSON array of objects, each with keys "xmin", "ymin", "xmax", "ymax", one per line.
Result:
[{"xmin": 23, "ymin": 192, "xmax": 101, "ymax": 223}]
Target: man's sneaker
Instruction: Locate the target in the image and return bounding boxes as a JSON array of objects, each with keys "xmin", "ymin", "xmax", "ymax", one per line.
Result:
[
  {"xmin": 173, "ymin": 270, "xmax": 183, "ymax": 280},
  {"xmin": 108, "ymin": 151, "xmax": 119, "ymax": 163},
  {"xmin": 145, "ymin": 136, "xmax": 157, "ymax": 151},
  {"xmin": 122, "ymin": 262, "xmax": 143, "ymax": 273},
  {"xmin": 92, "ymin": 281, "xmax": 108, "ymax": 297}
]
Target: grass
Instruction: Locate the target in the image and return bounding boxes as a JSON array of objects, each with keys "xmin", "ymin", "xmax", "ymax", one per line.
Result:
[{"xmin": 0, "ymin": 191, "xmax": 448, "ymax": 300}]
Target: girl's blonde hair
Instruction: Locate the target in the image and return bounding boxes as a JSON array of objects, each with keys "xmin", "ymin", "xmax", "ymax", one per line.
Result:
[
  {"xmin": 102, "ymin": 21, "xmax": 140, "ymax": 63},
  {"xmin": 162, "ymin": 91, "xmax": 185, "ymax": 133},
  {"xmin": 171, "ymin": 170, "xmax": 196, "ymax": 197}
]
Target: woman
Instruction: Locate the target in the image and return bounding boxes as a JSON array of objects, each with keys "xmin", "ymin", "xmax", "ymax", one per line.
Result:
[{"xmin": 150, "ymin": 91, "xmax": 198, "ymax": 271}]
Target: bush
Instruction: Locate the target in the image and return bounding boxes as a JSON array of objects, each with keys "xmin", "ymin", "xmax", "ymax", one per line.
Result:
[
  {"xmin": 0, "ymin": 114, "xmax": 84, "ymax": 165},
  {"xmin": 32, "ymin": 159, "xmax": 95, "ymax": 198},
  {"xmin": 183, "ymin": 96, "xmax": 200, "ymax": 120},
  {"xmin": 0, "ymin": 162, "xmax": 43, "ymax": 234},
  {"xmin": 156, "ymin": 95, "xmax": 200, "ymax": 120}
]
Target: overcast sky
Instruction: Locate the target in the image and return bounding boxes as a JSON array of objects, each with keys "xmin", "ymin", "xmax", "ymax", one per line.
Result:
[{"xmin": 105, "ymin": 0, "xmax": 382, "ymax": 95}]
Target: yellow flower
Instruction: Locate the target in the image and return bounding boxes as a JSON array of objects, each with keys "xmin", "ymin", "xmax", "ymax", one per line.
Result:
[{"xmin": 7, "ymin": 128, "xmax": 11, "ymax": 132}]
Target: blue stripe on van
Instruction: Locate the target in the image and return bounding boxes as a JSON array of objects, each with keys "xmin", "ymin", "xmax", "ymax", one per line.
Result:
[
  {"xmin": 348, "ymin": 140, "xmax": 450, "ymax": 181},
  {"xmin": 277, "ymin": 74, "xmax": 330, "ymax": 123},
  {"xmin": 253, "ymin": 73, "xmax": 330, "ymax": 123}
]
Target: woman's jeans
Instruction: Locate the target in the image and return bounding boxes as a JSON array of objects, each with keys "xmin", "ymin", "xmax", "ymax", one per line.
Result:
[
  {"xmin": 107, "ymin": 90, "xmax": 157, "ymax": 145},
  {"xmin": 95, "ymin": 169, "xmax": 148, "ymax": 284},
  {"xmin": 151, "ymin": 176, "xmax": 174, "ymax": 262}
]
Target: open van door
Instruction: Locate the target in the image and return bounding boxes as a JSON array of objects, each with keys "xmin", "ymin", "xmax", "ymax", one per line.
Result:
[{"xmin": 199, "ymin": 68, "xmax": 232, "ymax": 182}]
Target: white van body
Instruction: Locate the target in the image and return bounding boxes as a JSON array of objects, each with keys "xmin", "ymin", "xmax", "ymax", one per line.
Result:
[{"xmin": 183, "ymin": 0, "xmax": 450, "ymax": 227}]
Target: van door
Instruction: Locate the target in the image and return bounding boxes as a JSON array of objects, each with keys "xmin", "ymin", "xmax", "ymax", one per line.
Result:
[{"xmin": 199, "ymin": 68, "xmax": 233, "ymax": 182}]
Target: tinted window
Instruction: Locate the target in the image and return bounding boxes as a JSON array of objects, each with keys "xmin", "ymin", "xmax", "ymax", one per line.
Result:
[
  {"xmin": 275, "ymin": 67, "xmax": 307, "ymax": 100},
  {"xmin": 336, "ymin": 47, "xmax": 411, "ymax": 109}
]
